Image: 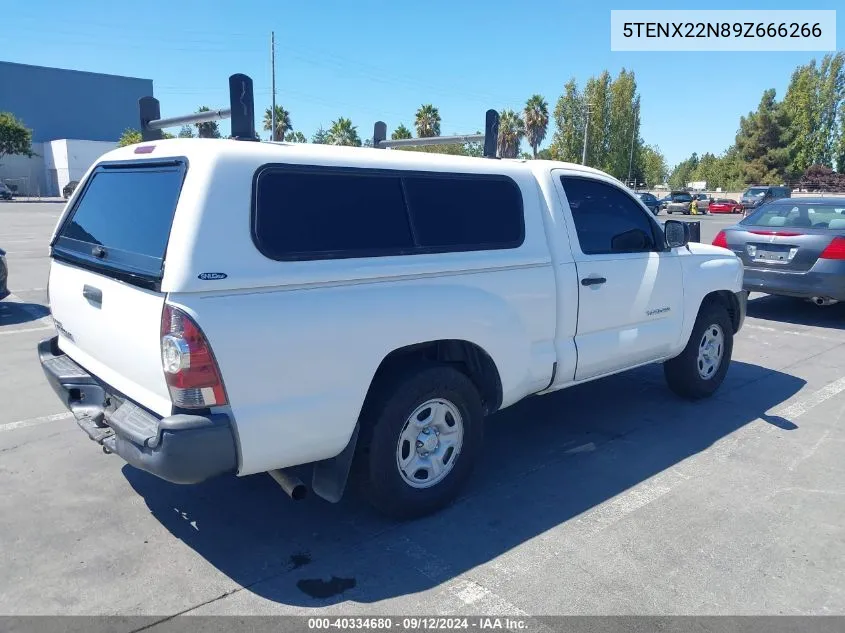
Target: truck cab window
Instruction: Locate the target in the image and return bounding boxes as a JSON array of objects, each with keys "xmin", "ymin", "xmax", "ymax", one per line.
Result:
[{"xmin": 560, "ymin": 177, "xmax": 657, "ymax": 255}]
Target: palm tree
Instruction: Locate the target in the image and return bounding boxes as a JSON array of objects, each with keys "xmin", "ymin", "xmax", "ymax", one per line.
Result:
[
  {"xmin": 263, "ymin": 105, "xmax": 292, "ymax": 141},
  {"xmin": 195, "ymin": 106, "xmax": 221, "ymax": 138},
  {"xmin": 497, "ymin": 109, "xmax": 525, "ymax": 158},
  {"xmin": 392, "ymin": 124, "xmax": 412, "ymax": 140},
  {"xmin": 390, "ymin": 123, "xmax": 413, "ymax": 141},
  {"xmin": 326, "ymin": 118, "xmax": 361, "ymax": 146},
  {"xmin": 523, "ymin": 95, "xmax": 549, "ymax": 159},
  {"xmin": 414, "ymin": 104, "xmax": 441, "ymax": 138},
  {"xmin": 284, "ymin": 131, "xmax": 307, "ymax": 143}
]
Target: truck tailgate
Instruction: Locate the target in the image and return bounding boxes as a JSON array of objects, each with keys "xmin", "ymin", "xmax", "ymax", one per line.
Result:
[{"xmin": 49, "ymin": 260, "xmax": 172, "ymax": 417}]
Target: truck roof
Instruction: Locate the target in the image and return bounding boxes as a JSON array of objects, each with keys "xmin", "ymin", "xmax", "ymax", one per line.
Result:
[{"xmin": 96, "ymin": 138, "xmax": 615, "ymax": 181}]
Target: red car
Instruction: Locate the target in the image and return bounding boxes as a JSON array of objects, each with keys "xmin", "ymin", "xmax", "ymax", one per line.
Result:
[{"xmin": 708, "ymin": 198, "xmax": 743, "ymax": 214}]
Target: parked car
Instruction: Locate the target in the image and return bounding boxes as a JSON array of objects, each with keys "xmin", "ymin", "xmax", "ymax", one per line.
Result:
[
  {"xmin": 63, "ymin": 180, "xmax": 79, "ymax": 199},
  {"xmin": 0, "ymin": 247, "xmax": 7, "ymax": 300},
  {"xmin": 0, "ymin": 182, "xmax": 13, "ymax": 200},
  {"xmin": 665, "ymin": 191, "xmax": 693, "ymax": 214},
  {"xmin": 714, "ymin": 197, "xmax": 845, "ymax": 306},
  {"xmin": 637, "ymin": 192, "xmax": 661, "ymax": 215},
  {"xmin": 708, "ymin": 198, "xmax": 743, "ymax": 214},
  {"xmin": 39, "ymin": 139, "xmax": 746, "ymax": 519},
  {"xmin": 739, "ymin": 185, "xmax": 791, "ymax": 214}
]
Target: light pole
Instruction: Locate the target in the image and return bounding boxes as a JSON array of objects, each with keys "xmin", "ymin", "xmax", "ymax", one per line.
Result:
[
  {"xmin": 627, "ymin": 103, "xmax": 639, "ymax": 185},
  {"xmin": 270, "ymin": 31, "xmax": 276, "ymax": 141},
  {"xmin": 581, "ymin": 102, "xmax": 593, "ymax": 165}
]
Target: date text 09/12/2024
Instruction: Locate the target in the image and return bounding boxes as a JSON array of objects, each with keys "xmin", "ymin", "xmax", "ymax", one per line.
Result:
[{"xmin": 307, "ymin": 617, "xmax": 529, "ymax": 630}]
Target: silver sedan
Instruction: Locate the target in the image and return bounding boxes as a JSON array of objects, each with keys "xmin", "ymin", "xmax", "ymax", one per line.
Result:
[{"xmin": 713, "ymin": 197, "xmax": 845, "ymax": 306}]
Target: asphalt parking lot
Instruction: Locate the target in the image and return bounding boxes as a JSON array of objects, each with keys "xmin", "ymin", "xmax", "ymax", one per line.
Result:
[{"xmin": 1, "ymin": 203, "xmax": 843, "ymax": 623}]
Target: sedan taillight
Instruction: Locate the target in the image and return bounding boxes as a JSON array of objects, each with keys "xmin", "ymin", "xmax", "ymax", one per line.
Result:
[{"xmin": 820, "ymin": 236, "xmax": 845, "ymax": 260}]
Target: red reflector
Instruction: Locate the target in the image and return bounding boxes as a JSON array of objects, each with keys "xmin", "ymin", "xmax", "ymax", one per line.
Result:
[
  {"xmin": 820, "ymin": 236, "xmax": 845, "ymax": 260},
  {"xmin": 134, "ymin": 145, "xmax": 155, "ymax": 154},
  {"xmin": 712, "ymin": 231, "xmax": 728, "ymax": 249},
  {"xmin": 748, "ymin": 230, "xmax": 801, "ymax": 237}
]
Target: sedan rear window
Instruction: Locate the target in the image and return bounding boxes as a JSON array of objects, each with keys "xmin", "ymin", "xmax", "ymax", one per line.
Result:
[
  {"xmin": 742, "ymin": 203, "xmax": 845, "ymax": 230},
  {"xmin": 54, "ymin": 161, "xmax": 185, "ymax": 281}
]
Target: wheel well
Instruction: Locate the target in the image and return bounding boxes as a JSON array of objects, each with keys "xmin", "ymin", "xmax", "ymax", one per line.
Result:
[
  {"xmin": 702, "ymin": 290, "xmax": 740, "ymax": 333},
  {"xmin": 364, "ymin": 340, "xmax": 503, "ymax": 418}
]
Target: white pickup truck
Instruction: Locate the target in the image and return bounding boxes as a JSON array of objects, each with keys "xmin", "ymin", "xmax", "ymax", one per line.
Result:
[{"xmin": 39, "ymin": 138, "xmax": 746, "ymax": 518}]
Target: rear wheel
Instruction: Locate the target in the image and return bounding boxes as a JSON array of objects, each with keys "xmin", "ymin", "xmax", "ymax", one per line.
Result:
[
  {"xmin": 365, "ymin": 364, "xmax": 483, "ymax": 519},
  {"xmin": 664, "ymin": 301, "xmax": 733, "ymax": 400}
]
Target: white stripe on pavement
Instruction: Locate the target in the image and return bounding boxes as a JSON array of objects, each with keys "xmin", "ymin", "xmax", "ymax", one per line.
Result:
[
  {"xmin": 0, "ymin": 324, "xmax": 54, "ymax": 336},
  {"xmin": 0, "ymin": 412, "xmax": 72, "ymax": 433},
  {"xmin": 775, "ymin": 376, "xmax": 845, "ymax": 419}
]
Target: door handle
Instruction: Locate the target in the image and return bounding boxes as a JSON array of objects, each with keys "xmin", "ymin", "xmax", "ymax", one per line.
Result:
[
  {"xmin": 82, "ymin": 284, "xmax": 102, "ymax": 306},
  {"xmin": 581, "ymin": 276, "xmax": 606, "ymax": 287}
]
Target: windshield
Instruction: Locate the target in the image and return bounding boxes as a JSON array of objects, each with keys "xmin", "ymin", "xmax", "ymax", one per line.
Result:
[
  {"xmin": 744, "ymin": 188, "xmax": 767, "ymax": 198},
  {"xmin": 672, "ymin": 193, "xmax": 692, "ymax": 202},
  {"xmin": 741, "ymin": 203, "xmax": 845, "ymax": 230},
  {"xmin": 714, "ymin": 199, "xmax": 734, "ymax": 204}
]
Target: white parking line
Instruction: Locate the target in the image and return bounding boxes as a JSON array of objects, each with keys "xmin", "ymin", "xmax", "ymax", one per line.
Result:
[
  {"xmin": 0, "ymin": 324, "xmax": 54, "ymax": 336},
  {"xmin": 775, "ymin": 376, "xmax": 845, "ymax": 419},
  {"xmin": 570, "ymin": 375, "xmax": 845, "ymax": 536},
  {"xmin": 0, "ymin": 412, "xmax": 72, "ymax": 433},
  {"xmin": 745, "ymin": 323, "xmax": 843, "ymax": 342}
]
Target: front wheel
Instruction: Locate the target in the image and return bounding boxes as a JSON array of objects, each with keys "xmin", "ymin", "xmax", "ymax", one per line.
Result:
[
  {"xmin": 365, "ymin": 364, "xmax": 483, "ymax": 519},
  {"xmin": 664, "ymin": 301, "xmax": 733, "ymax": 400}
]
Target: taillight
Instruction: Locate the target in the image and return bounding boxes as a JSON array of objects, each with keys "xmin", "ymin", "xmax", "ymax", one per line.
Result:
[
  {"xmin": 161, "ymin": 304, "xmax": 228, "ymax": 408},
  {"xmin": 712, "ymin": 231, "xmax": 728, "ymax": 249},
  {"xmin": 820, "ymin": 236, "xmax": 845, "ymax": 260}
]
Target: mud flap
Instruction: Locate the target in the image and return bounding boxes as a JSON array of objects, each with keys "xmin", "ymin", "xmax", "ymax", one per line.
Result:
[{"xmin": 311, "ymin": 423, "xmax": 359, "ymax": 503}]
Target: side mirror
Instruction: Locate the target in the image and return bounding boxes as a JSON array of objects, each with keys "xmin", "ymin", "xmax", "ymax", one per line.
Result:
[{"xmin": 664, "ymin": 219, "xmax": 689, "ymax": 249}]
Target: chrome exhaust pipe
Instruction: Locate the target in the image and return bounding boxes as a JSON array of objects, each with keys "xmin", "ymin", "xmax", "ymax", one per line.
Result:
[
  {"xmin": 811, "ymin": 296, "xmax": 839, "ymax": 306},
  {"xmin": 268, "ymin": 469, "xmax": 307, "ymax": 500}
]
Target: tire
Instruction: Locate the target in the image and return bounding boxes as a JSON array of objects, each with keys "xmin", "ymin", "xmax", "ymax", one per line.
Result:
[
  {"xmin": 663, "ymin": 301, "xmax": 734, "ymax": 400},
  {"xmin": 365, "ymin": 364, "xmax": 483, "ymax": 519}
]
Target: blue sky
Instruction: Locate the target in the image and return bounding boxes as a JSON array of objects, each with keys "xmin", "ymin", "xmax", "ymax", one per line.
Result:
[{"xmin": 5, "ymin": 1, "xmax": 843, "ymax": 167}]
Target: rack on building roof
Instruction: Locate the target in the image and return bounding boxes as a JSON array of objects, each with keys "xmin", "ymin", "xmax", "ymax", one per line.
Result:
[
  {"xmin": 372, "ymin": 109, "xmax": 500, "ymax": 158},
  {"xmin": 138, "ymin": 73, "xmax": 257, "ymax": 142}
]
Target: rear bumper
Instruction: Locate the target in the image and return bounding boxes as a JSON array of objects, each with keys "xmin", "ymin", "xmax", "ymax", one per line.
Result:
[
  {"xmin": 38, "ymin": 336, "xmax": 238, "ymax": 484},
  {"xmin": 743, "ymin": 266, "xmax": 845, "ymax": 301}
]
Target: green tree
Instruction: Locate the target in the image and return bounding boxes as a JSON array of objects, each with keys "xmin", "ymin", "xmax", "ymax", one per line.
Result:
[
  {"xmin": 0, "ymin": 112, "xmax": 35, "ymax": 164},
  {"xmin": 284, "ymin": 131, "xmax": 307, "ymax": 143},
  {"xmin": 391, "ymin": 123, "xmax": 412, "ymax": 140},
  {"xmin": 782, "ymin": 60, "xmax": 819, "ymax": 176},
  {"xmin": 117, "ymin": 129, "xmax": 142, "ymax": 147},
  {"xmin": 523, "ymin": 95, "xmax": 549, "ymax": 159},
  {"xmin": 816, "ymin": 53, "xmax": 845, "ymax": 168},
  {"xmin": 117, "ymin": 128, "xmax": 173, "ymax": 147},
  {"xmin": 264, "ymin": 105, "xmax": 292, "ymax": 141},
  {"xmin": 550, "ymin": 78, "xmax": 584, "ymax": 163},
  {"xmin": 177, "ymin": 125, "xmax": 194, "ymax": 138},
  {"xmin": 311, "ymin": 126, "xmax": 329, "ymax": 144},
  {"xmin": 606, "ymin": 69, "xmax": 639, "ymax": 180},
  {"xmin": 668, "ymin": 153, "xmax": 699, "ymax": 190},
  {"xmin": 639, "ymin": 144, "xmax": 667, "ymax": 188},
  {"xmin": 195, "ymin": 106, "xmax": 221, "ymax": 139},
  {"xmin": 414, "ymin": 104, "xmax": 441, "ymax": 138},
  {"xmin": 735, "ymin": 89, "xmax": 790, "ymax": 184},
  {"xmin": 326, "ymin": 117, "xmax": 361, "ymax": 146},
  {"xmin": 583, "ymin": 70, "xmax": 611, "ymax": 169},
  {"xmin": 497, "ymin": 109, "xmax": 525, "ymax": 158},
  {"xmin": 537, "ymin": 148, "xmax": 554, "ymax": 160}
]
